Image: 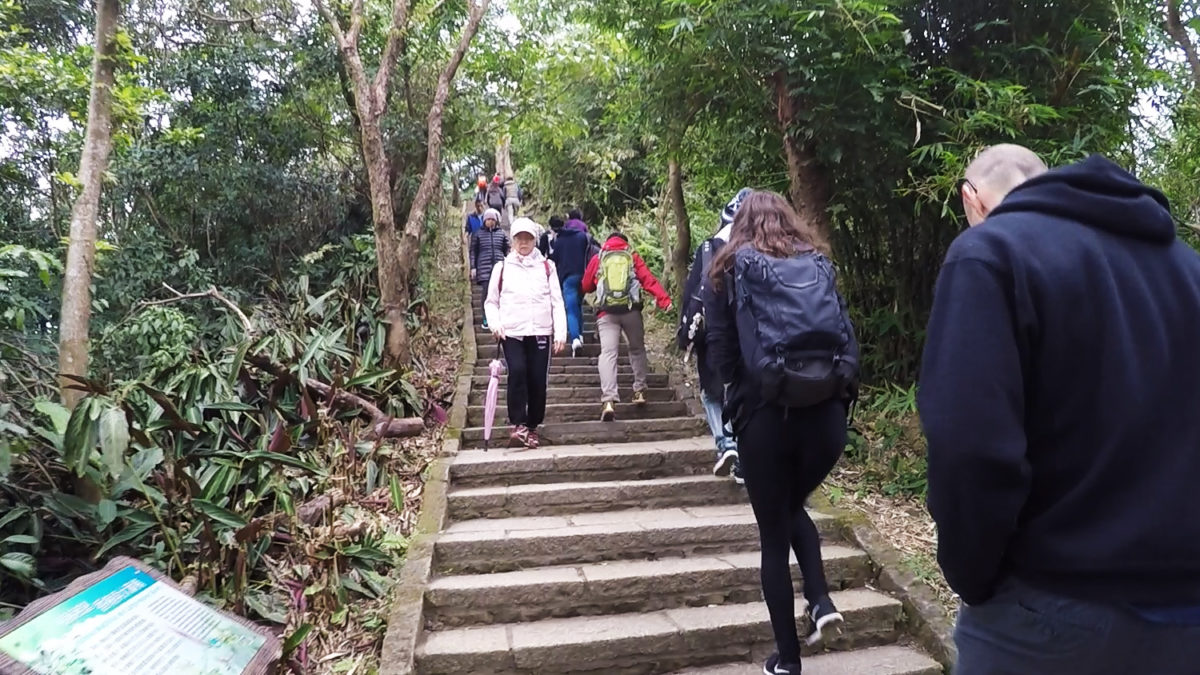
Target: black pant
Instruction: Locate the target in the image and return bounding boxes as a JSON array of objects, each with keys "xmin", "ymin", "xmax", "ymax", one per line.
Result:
[
  {"xmin": 478, "ymin": 283, "xmax": 489, "ymax": 318},
  {"xmin": 738, "ymin": 399, "xmax": 846, "ymax": 664},
  {"xmin": 502, "ymin": 336, "xmax": 551, "ymax": 430}
]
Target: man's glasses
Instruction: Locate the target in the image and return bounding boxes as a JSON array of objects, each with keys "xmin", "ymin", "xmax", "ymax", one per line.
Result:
[{"xmin": 956, "ymin": 177, "xmax": 977, "ymax": 195}]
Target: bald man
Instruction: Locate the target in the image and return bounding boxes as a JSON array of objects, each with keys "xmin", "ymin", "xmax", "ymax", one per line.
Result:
[{"xmin": 919, "ymin": 146, "xmax": 1200, "ymax": 673}]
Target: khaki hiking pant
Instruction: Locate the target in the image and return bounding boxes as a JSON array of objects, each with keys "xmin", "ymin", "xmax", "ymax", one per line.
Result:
[{"xmin": 597, "ymin": 311, "xmax": 649, "ymax": 403}]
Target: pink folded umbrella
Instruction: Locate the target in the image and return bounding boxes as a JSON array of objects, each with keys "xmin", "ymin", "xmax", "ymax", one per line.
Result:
[{"xmin": 482, "ymin": 357, "xmax": 505, "ymax": 450}]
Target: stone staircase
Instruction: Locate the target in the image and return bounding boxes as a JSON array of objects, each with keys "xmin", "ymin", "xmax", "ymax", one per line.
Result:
[{"xmin": 408, "ymin": 297, "xmax": 943, "ymax": 674}]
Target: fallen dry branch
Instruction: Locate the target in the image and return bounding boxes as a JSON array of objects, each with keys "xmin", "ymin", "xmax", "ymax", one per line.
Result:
[
  {"xmin": 246, "ymin": 354, "xmax": 424, "ymax": 440},
  {"xmin": 138, "ymin": 284, "xmax": 423, "ymax": 440}
]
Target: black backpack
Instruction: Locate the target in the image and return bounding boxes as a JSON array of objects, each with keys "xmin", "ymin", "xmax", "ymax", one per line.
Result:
[
  {"xmin": 731, "ymin": 247, "xmax": 859, "ymax": 408},
  {"xmin": 680, "ymin": 238, "xmax": 719, "ymax": 347}
]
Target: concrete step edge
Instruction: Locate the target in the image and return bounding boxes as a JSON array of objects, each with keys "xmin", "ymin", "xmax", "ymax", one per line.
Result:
[
  {"xmin": 676, "ymin": 645, "xmax": 944, "ymax": 675},
  {"xmin": 424, "ymin": 546, "xmax": 872, "ymax": 628},
  {"xmin": 415, "ymin": 589, "xmax": 904, "ymax": 674},
  {"xmin": 433, "ymin": 506, "xmax": 837, "ymax": 573}
]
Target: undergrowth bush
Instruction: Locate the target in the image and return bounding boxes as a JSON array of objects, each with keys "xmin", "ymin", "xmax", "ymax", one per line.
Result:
[
  {"xmin": 844, "ymin": 383, "xmax": 928, "ymax": 498},
  {"xmin": 0, "ymin": 232, "xmax": 444, "ymax": 663}
]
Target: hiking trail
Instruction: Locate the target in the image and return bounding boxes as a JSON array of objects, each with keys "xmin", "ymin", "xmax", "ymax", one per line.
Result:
[{"xmin": 395, "ymin": 247, "xmax": 946, "ymax": 674}]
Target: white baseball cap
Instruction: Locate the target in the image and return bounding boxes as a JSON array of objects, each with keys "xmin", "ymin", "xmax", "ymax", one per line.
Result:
[{"xmin": 511, "ymin": 217, "xmax": 542, "ymax": 240}]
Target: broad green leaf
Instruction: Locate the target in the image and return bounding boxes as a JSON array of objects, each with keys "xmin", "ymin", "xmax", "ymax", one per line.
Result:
[
  {"xmin": 34, "ymin": 400, "xmax": 70, "ymax": 435},
  {"xmin": 96, "ymin": 521, "xmax": 155, "ymax": 557},
  {"xmin": 97, "ymin": 500, "xmax": 118, "ymax": 527},
  {"xmin": 98, "ymin": 407, "xmax": 130, "ymax": 479},
  {"xmin": 345, "ymin": 370, "xmax": 397, "ymax": 388},
  {"xmin": 204, "ymin": 401, "xmax": 259, "ymax": 412},
  {"xmin": 62, "ymin": 399, "xmax": 98, "ymax": 476},
  {"xmin": 192, "ymin": 499, "xmax": 248, "ymax": 529},
  {"xmin": 389, "ymin": 475, "xmax": 405, "ymax": 512},
  {"xmin": 228, "ymin": 340, "xmax": 252, "ymax": 386},
  {"xmin": 0, "ymin": 552, "xmax": 35, "ymax": 579},
  {"xmin": 281, "ymin": 623, "xmax": 313, "ymax": 658},
  {"xmin": 2, "ymin": 535, "xmax": 39, "ymax": 546}
]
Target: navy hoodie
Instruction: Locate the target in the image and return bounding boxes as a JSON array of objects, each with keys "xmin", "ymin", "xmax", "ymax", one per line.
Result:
[
  {"xmin": 550, "ymin": 222, "xmax": 590, "ymax": 280},
  {"xmin": 919, "ymin": 155, "xmax": 1200, "ymax": 607}
]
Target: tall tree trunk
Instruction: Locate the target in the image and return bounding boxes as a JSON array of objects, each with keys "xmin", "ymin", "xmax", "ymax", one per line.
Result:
[
  {"xmin": 1167, "ymin": 0, "xmax": 1200, "ymax": 92},
  {"xmin": 773, "ymin": 72, "xmax": 832, "ymax": 245},
  {"xmin": 667, "ymin": 157, "xmax": 691, "ymax": 309},
  {"xmin": 393, "ymin": 0, "xmax": 491, "ymax": 363},
  {"xmin": 58, "ymin": 0, "xmax": 120, "ymax": 409}
]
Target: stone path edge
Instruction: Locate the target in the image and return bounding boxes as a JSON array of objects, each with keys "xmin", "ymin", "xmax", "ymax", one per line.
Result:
[
  {"xmin": 812, "ymin": 492, "xmax": 957, "ymax": 671},
  {"xmin": 378, "ymin": 231, "xmax": 476, "ymax": 675}
]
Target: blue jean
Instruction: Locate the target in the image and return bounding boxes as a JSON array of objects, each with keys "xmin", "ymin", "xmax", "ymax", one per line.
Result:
[
  {"xmin": 561, "ymin": 274, "xmax": 583, "ymax": 342},
  {"xmin": 701, "ymin": 390, "xmax": 736, "ymax": 455},
  {"xmin": 955, "ymin": 578, "xmax": 1200, "ymax": 674}
]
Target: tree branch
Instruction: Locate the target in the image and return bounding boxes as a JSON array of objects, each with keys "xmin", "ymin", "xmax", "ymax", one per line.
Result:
[
  {"xmin": 399, "ymin": 0, "xmax": 492, "ymax": 256},
  {"xmin": 1167, "ymin": 0, "xmax": 1200, "ymax": 91},
  {"xmin": 374, "ymin": 0, "xmax": 413, "ymax": 102},
  {"xmin": 313, "ymin": 0, "xmax": 349, "ymax": 49},
  {"xmin": 140, "ymin": 284, "xmax": 256, "ymax": 337},
  {"xmin": 348, "ymin": 0, "xmax": 365, "ymax": 45}
]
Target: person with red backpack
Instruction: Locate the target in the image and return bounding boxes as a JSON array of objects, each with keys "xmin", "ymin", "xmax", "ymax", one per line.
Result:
[
  {"xmin": 484, "ymin": 218, "xmax": 567, "ymax": 449},
  {"xmin": 582, "ymin": 230, "xmax": 673, "ymax": 422},
  {"xmin": 703, "ymin": 191, "xmax": 859, "ymax": 675}
]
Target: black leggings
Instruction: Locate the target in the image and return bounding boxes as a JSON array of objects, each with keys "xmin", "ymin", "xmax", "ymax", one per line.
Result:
[
  {"xmin": 738, "ymin": 399, "xmax": 846, "ymax": 664},
  {"xmin": 501, "ymin": 336, "xmax": 551, "ymax": 430}
]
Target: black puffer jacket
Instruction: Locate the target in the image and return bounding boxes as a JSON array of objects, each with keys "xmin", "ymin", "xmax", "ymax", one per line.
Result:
[{"xmin": 470, "ymin": 226, "xmax": 509, "ymax": 285}]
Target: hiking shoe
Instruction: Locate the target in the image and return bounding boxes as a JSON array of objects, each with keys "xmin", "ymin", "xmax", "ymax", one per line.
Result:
[
  {"xmin": 805, "ymin": 596, "xmax": 845, "ymax": 646},
  {"xmin": 732, "ymin": 460, "xmax": 745, "ymax": 486},
  {"xmin": 571, "ymin": 337, "xmax": 583, "ymax": 357},
  {"xmin": 713, "ymin": 448, "xmax": 739, "ymax": 477},
  {"xmin": 508, "ymin": 425, "xmax": 529, "ymax": 448},
  {"xmin": 600, "ymin": 402, "xmax": 616, "ymax": 422},
  {"xmin": 763, "ymin": 653, "xmax": 800, "ymax": 675},
  {"xmin": 524, "ymin": 429, "xmax": 540, "ymax": 449},
  {"xmin": 632, "ymin": 390, "xmax": 647, "ymax": 405},
  {"xmin": 481, "ymin": 319, "xmax": 489, "ymax": 331}
]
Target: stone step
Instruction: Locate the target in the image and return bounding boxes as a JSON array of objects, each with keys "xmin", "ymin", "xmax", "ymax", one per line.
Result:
[
  {"xmin": 474, "ymin": 357, "xmax": 629, "ymax": 369},
  {"xmin": 678, "ymin": 646, "xmax": 943, "ymax": 675},
  {"xmin": 433, "ymin": 504, "xmax": 837, "ymax": 574},
  {"xmin": 424, "ymin": 546, "xmax": 872, "ymax": 628},
  {"xmin": 450, "ymin": 438, "xmax": 715, "ymax": 487},
  {"xmin": 468, "ymin": 401, "xmax": 690, "ymax": 426},
  {"xmin": 478, "ymin": 343, "xmax": 625, "ymax": 359},
  {"xmin": 468, "ymin": 362, "xmax": 657, "ymax": 379},
  {"xmin": 414, "ymin": 588, "xmax": 904, "ymax": 675},
  {"xmin": 448, "ymin": 474, "xmax": 742, "ymax": 520},
  {"xmin": 470, "ymin": 372, "xmax": 668, "ymax": 387},
  {"xmin": 472, "ymin": 316, "xmax": 599, "ymax": 329},
  {"xmin": 460, "ymin": 417, "xmax": 707, "ymax": 449},
  {"xmin": 468, "ymin": 362, "xmax": 643, "ymax": 372},
  {"xmin": 473, "ymin": 387, "xmax": 679, "ymax": 406}
]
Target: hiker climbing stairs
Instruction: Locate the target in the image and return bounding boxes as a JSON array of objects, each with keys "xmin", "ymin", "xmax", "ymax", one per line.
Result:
[{"xmin": 406, "ymin": 293, "xmax": 944, "ymax": 674}]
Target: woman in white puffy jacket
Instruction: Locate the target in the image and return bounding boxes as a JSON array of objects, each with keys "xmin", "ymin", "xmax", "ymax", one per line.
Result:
[{"xmin": 484, "ymin": 217, "xmax": 567, "ymax": 449}]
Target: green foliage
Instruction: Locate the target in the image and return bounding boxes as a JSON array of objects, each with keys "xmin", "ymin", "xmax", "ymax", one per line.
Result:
[{"xmin": 843, "ymin": 383, "xmax": 927, "ymax": 498}]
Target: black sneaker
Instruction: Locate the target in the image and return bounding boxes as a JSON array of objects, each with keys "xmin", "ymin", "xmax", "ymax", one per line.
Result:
[
  {"xmin": 732, "ymin": 460, "xmax": 745, "ymax": 486},
  {"xmin": 712, "ymin": 448, "xmax": 738, "ymax": 476},
  {"xmin": 763, "ymin": 653, "xmax": 800, "ymax": 675},
  {"xmin": 805, "ymin": 596, "xmax": 844, "ymax": 646}
]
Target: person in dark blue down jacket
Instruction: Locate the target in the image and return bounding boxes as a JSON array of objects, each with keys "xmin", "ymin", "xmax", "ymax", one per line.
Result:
[
  {"xmin": 464, "ymin": 199, "xmax": 484, "ymax": 238},
  {"xmin": 920, "ymin": 144, "xmax": 1200, "ymax": 674},
  {"xmin": 554, "ymin": 211, "xmax": 592, "ymax": 355},
  {"xmin": 470, "ymin": 208, "xmax": 509, "ymax": 330}
]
